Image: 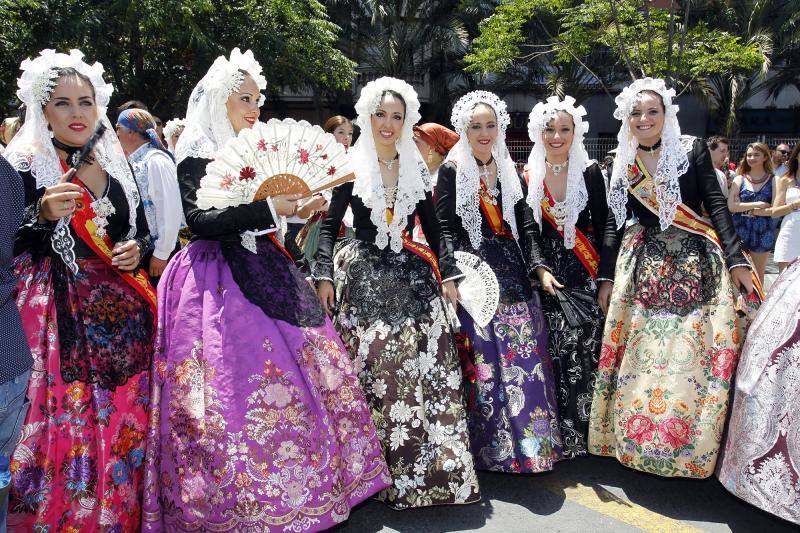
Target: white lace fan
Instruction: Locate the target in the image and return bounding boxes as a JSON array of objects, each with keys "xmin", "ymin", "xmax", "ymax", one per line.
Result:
[
  {"xmin": 454, "ymin": 251, "xmax": 500, "ymax": 328},
  {"xmin": 196, "ymin": 118, "xmax": 354, "ymax": 209}
]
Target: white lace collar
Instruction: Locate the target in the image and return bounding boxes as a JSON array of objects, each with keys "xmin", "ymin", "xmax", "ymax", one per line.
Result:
[
  {"xmin": 525, "ymin": 95, "xmax": 591, "ymax": 249},
  {"xmin": 608, "ymin": 77, "xmax": 691, "ymax": 230},
  {"xmin": 445, "ymin": 90, "xmax": 522, "ymax": 250},
  {"xmin": 349, "ymin": 77, "xmax": 430, "ymax": 252}
]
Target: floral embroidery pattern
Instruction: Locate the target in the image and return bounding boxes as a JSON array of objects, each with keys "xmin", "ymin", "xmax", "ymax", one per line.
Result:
[
  {"xmin": 9, "ymin": 253, "xmax": 151, "ymax": 531},
  {"xmin": 718, "ymin": 260, "xmax": 800, "ymax": 525},
  {"xmin": 331, "ymin": 239, "xmax": 480, "ymax": 508},
  {"xmin": 589, "ymin": 225, "xmax": 743, "ymax": 478},
  {"xmin": 143, "ymin": 240, "xmax": 389, "ymax": 531}
]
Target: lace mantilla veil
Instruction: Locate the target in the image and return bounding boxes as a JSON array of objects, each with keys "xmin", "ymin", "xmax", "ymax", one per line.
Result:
[
  {"xmin": 526, "ymin": 95, "xmax": 591, "ymax": 249},
  {"xmin": 174, "ymin": 48, "xmax": 268, "ymax": 253},
  {"xmin": 175, "ymin": 48, "xmax": 267, "ymax": 166},
  {"xmin": 608, "ymin": 77, "xmax": 694, "ymax": 230},
  {"xmin": 445, "ymin": 90, "xmax": 523, "ymax": 250},
  {"xmin": 4, "ymin": 49, "xmax": 139, "ymax": 273},
  {"xmin": 349, "ymin": 76, "xmax": 431, "ymax": 253}
]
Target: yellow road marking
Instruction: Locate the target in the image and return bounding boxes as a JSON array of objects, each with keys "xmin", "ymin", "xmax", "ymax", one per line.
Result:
[{"xmin": 540, "ymin": 476, "xmax": 704, "ymax": 533}]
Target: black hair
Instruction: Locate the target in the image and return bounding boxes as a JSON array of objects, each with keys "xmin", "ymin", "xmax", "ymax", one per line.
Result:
[
  {"xmin": 45, "ymin": 67, "xmax": 95, "ymax": 108},
  {"xmin": 380, "ymin": 90, "xmax": 406, "ymax": 113}
]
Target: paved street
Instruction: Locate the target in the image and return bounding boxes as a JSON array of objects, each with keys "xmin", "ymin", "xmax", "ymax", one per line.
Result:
[{"xmin": 335, "ymin": 456, "xmax": 796, "ymax": 532}]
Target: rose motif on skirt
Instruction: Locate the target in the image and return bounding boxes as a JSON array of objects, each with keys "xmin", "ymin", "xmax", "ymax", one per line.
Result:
[
  {"xmin": 710, "ymin": 347, "xmax": 736, "ymax": 380},
  {"xmin": 625, "ymin": 414, "xmax": 656, "ymax": 445},
  {"xmin": 658, "ymin": 417, "xmax": 692, "ymax": 449}
]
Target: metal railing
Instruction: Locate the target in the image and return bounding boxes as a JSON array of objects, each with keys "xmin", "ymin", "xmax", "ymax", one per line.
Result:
[{"xmin": 506, "ymin": 136, "xmax": 800, "ymax": 164}]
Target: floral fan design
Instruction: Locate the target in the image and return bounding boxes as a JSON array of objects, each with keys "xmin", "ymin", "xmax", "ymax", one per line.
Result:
[
  {"xmin": 196, "ymin": 118, "xmax": 354, "ymax": 209},
  {"xmin": 454, "ymin": 251, "xmax": 500, "ymax": 328}
]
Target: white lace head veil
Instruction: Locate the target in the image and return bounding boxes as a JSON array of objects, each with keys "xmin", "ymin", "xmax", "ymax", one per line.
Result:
[
  {"xmin": 350, "ymin": 76, "xmax": 430, "ymax": 252},
  {"xmin": 526, "ymin": 95, "xmax": 591, "ymax": 249},
  {"xmin": 445, "ymin": 90, "xmax": 523, "ymax": 250},
  {"xmin": 608, "ymin": 77, "xmax": 689, "ymax": 230},
  {"xmin": 4, "ymin": 49, "xmax": 139, "ymax": 243},
  {"xmin": 175, "ymin": 48, "xmax": 267, "ymax": 165},
  {"xmin": 163, "ymin": 117, "xmax": 185, "ymax": 152}
]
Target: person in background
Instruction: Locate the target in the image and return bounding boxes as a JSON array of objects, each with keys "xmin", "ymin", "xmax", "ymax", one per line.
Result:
[
  {"xmin": 294, "ymin": 115, "xmax": 353, "ymax": 268},
  {"xmin": 0, "ymin": 118, "xmax": 22, "ymax": 154},
  {"xmin": 152, "ymin": 115, "xmax": 165, "ymax": 145},
  {"xmin": 0, "ymin": 155, "xmax": 33, "ymax": 533},
  {"xmin": 772, "ymin": 143, "xmax": 791, "ymax": 177},
  {"xmin": 115, "ymin": 108, "xmax": 182, "ymax": 283},
  {"xmin": 163, "ymin": 118, "xmax": 185, "ymax": 154},
  {"xmin": 707, "ymin": 135, "xmax": 732, "ymax": 197},
  {"xmin": 757, "ymin": 144, "xmax": 800, "ymax": 270},
  {"xmin": 728, "ymin": 142, "xmax": 777, "ymax": 282},
  {"xmin": 413, "ymin": 122, "xmax": 459, "ymax": 183}
]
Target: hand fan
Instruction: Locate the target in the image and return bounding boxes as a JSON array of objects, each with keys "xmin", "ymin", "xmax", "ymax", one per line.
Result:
[
  {"xmin": 196, "ymin": 118, "xmax": 354, "ymax": 209},
  {"xmin": 454, "ymin": 251, "xmax": 500, "ymax": 328}
]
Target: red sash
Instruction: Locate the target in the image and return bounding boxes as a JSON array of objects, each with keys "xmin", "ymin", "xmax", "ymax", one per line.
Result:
[
  {"xmin": 540, "ymin": 183, "xmax": 600, "ymax": 279},
  {"xmin": 478, "ymin": 180, "xmax": 514, "ymax": 239},
  {"xmin": 386, "ymin": 208, "xmax": 442, "ymax": 283},
  {"xmin": 628, "ymin": 157, "xmax": 765, "ymax": 300},
  {"xmin": 67, "ymin": 172, "xmax": 157, "ymax": 317}
]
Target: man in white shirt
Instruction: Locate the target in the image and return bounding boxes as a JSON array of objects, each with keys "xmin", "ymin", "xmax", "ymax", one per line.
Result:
[{"xmin": 116, "ymin": 108, "xmax": 183, "ymax": 282}]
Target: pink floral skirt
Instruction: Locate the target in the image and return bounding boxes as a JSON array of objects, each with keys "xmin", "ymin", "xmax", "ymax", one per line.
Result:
[{"xmin": 8, "ymin": 254, "xmax": 152, "ymax": 531}]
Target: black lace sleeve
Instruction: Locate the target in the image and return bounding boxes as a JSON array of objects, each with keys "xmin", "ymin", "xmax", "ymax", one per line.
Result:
[
  {"xmin": 13, "ymin": 171, "xmax": 54, "ymax": 257},
  {"xmin": 179, "ymin": 157, "xmax": 278, "ymax": 239},
  {"xmin": 585, "ymin": 163, "xmax": 609, "ymax": 241},
  {"xmin": 693, "ymin": 139, "xmax": 748, "ymax": 269},
  {"xmin": 313, "ymin": 181, "xmax": 352, "ymax": 282},
  {"xmin": 417, "ymin": 190, "xmax": 461, "ymax": 281}
]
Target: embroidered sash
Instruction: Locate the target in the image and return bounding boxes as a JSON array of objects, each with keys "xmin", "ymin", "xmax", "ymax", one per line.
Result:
[
  {"xmin": 540, "ymin": 183, "xmax": 600, "ymax": 279},
  {"xmin": 628, "ymin": 157, "xmax": 765, "ymax": 300},
  {"xmin": 386, "ymin": 208, "xmax": 442, "ymax": 283},
  {"xmin": 68, "ymin": 175, "xmax": 157, "ymax": 317},
  {"xmin": 479, "ymin": 180, "xmax": 514, "ymax": 240}
]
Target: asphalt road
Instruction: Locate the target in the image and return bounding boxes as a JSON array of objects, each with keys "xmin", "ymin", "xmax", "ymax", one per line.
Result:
[{"xmin": 333, "ymin": 455, "xmax": 796, "ymax": 533}]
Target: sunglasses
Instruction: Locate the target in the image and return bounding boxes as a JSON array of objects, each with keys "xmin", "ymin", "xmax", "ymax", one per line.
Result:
[{"xmin": 778, "ymin": 150, "xmax": 790, "ymax": 154}]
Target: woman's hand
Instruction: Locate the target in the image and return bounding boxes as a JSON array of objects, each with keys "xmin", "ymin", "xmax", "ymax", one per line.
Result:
[
  {"xmin": 111, "ymin": 240, "xmax": 141, "ymax": 271},
  {"xmin": 296, "ymin": 195, "xmax": 328, "ymax": 219},
  {"xmin": 536, "ymin": 266, "xmax": 563, "ymax": 296},
  {"xmin": 39, "ymin": 168, "xmax": 81, "ymax": 223},
  {"xmin": 442, "ymin": 280, "xmax": 459, "ymax": 310},
  {"xmin": 731, "ymin": 266, "xmax": 754, "ymax": 295},
  {"xmin": 271, "ymin": 193, "xmax": 303, "ymax": 217},
  {"xmin": 316, "ymin": 280, "xmax": 335, "ymax": 315},
  {"xmin": 597, "ymin": 280, "xmax": 613, "ymax": 315}
]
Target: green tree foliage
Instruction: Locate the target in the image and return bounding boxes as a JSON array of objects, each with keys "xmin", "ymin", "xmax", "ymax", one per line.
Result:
[
  {"xmin": 0, "ymin": 0, "xmax": 356, "ymax": 119},
  {"xmin": 465, "ymin": 0, "xmax": 767, "ymax": 98}
]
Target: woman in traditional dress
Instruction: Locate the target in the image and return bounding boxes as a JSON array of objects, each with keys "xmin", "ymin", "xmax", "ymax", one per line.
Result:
[
  {"xmin": 728, "ymin": 142, "xmax": 777, "ymax": 282},
  {"xmin": 294, "ymin": 115, "xmax": 354, "ymax": 268},
  {"xmin": 413, "ymin": 123, "xmax": 459, "ymax": 183},
  {"xmin": 525, "ymin": 96, "xmax": 607, "ymax": 459},
  {"xmin": 590, "ymin": 77, "xmax": 755, "ymax": 479},
  {"xmin": 142, "ymin": 49, "xmax": 390, "ymax": 531},
  {"xmin": 314, "ymin": 77, "xmax": 480, "ymax": 509},
  {"xmin": 5, "ymin": 49, "xmax": 155, "ymax": 530},
  {"xmin": 437, "ymin": 90, "xmax": 562, "ymax": 473},
  {"xmin": 717, "ymin": 260, "xmax": 800, "ymax": 526}
]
